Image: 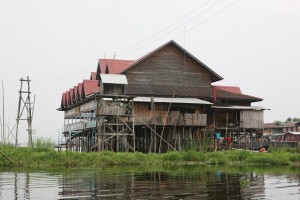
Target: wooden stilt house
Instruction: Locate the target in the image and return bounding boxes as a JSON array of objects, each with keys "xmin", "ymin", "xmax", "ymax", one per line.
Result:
[{"xmin": 58, "ymin": 40, "xmax": 267, "ymax": 152}]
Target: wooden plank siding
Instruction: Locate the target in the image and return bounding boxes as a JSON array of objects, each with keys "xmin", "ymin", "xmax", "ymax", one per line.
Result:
[
  {"xmin": 208, "ymin": 110, "xmax": 264, "ymax": 129},
  {"xmin": 102, "ymin": 84, "xmax": 124, "ymax": 95},
  {"xmin": 64, "ymin": 100, "xmax": 97, "ymax": 118},
  {"xmin": 124, "ymin": 43, "xmax": 212, "ymax": 88},
  {"xmin": 240, "ymin": 110, "xmax": 264, "ymax": 129}
]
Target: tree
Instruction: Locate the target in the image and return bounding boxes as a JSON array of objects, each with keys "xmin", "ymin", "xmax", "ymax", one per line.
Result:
[
  {"xmin": 274, "ymin": 120, "xmax": 283, "ymax": 125},
  {"xmin": 292, "ymin": 117, "xmax": 300, "ymax": 122},
  {"xmin": 285, "ymin": 117, "xmax": 292, "ymax": 123}
]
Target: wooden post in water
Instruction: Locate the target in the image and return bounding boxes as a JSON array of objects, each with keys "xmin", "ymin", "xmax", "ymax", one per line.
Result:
[{"xmin": 0, "ymin": 151, "xmax": 14, "ymax": 164}]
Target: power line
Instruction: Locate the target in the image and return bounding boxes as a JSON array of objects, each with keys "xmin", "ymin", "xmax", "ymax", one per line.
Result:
[
  {"xmin": 119, "ymin": 0, "xmax": 239, "ymax": 59},
  {"xmin": 33, "ymin": 67, "xmax": 94, "ymax": 83},
  {"xmin": 31, "ymin": 81, "xmax": 61, "ymax": 96},
  {"xmin": 174, "ymin": 0, "xmax": 240, "ymax": 39},
  {"xmin": 116, "ymin": 0, "xmax": 216, "ymax": 58},
  {"xmin": 33, "ymin": 0, "xmax": 238, "ymax": 85}
]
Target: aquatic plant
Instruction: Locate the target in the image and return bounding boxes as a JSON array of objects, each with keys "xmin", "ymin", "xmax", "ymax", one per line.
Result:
[{"xmin": 0, "ymin": 145, "xmax": 299, "ymax": 168}]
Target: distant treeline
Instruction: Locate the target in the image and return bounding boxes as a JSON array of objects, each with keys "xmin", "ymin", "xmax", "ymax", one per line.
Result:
[{"xmin": 274, "ymin": 117, "xmax": 300, "ymax": 124}]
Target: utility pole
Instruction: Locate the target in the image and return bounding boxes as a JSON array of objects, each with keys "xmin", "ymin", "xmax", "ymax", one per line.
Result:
[
  {"xmin": 1, "ymin": 80, "xmax": 4, "ymax": 144},
  {"xmin": 15, "ymin": 76, "xmax": 34, "ymax": 147},
  {"xmin": 0, "ymin": 115, "xmax": 2, "ymax": 144}
]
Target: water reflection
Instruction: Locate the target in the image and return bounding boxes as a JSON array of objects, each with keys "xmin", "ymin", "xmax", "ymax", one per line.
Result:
[{"xmin": 0, "ymin": 166, "xmax": 299, "ymax": 199}]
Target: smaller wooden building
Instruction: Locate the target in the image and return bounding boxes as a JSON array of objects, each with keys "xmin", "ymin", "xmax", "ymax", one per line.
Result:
[{"xmin": 285, "ymin": 131, "xmax": 300, "ymax": 142}]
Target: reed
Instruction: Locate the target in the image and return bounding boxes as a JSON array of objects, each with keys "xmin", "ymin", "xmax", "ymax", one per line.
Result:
[
  {"xmin": 32, "ymin": 137, "xmax": 56, "ymax": 150},
  {"xmin": 0, "ymin": 145, "xmax": 299, "ymax": 168}
]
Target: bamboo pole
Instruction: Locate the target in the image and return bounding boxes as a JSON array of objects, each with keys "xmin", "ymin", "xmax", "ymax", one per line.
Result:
[
  {"xmin": 159, "ymin": 93, "xmax": 174, "ymax": 153},
  {"xmin": 0, "ymin": 151, "xmax": 14, "ymax": 164}
]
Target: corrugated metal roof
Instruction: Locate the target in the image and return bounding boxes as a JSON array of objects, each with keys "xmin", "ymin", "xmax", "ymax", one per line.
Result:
[
  {"xmin": 98, "ymin": 59, "xmax": 135, "ymax": 74},
  {"xmin": 66, "ymin": 90, "xmax": 71, "ymax": 105},
  {"xmin": 100, "ymin": 74, "xmax": 128, "ymax": 84},
  {"xmin": 90, "ymin": 72, "xmax": 97, "ymax": 80},
  {"xmin": 287, "ymin": 131, "xmax": 300, "ymax": 135},
  {"xmin": 69, "ymin": 88, "xmax": 74, "ymax": 103},
  {"xmin": 77, "ymin": 83, "xmax": 83, "ymax": 100},
  {"xmin": 134, "ymin": 97, "xmax": 212, "ymax": 105},
  {"xmin": 127, "ymin": 84, "xmax": 262, "ymax": 102},
  {"xmin": 82, "ymin": 80, "xmax": 100, "ymax": 97},
  {"xmin": 61, "ymin": 92, "xmax": 66, "ymax": 107},
  {"xmin": 216, "ymin": 90, "xmax": 263, "ymax": 102},
  {"xmin": 73, "ymin": 86, "xmax": 78, "ymax": 102},
  {"xmin": 212, "ymin": 105, "xmax": 268, "ymax": 110},
  {"xmin": 214, "ymin": 85, "xmax": 242, "ymax": 94}
]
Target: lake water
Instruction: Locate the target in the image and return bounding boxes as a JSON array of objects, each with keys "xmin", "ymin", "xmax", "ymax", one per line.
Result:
[{"xmin": 0, "ymin": 166, "xmax": 299, "ymax": 199}]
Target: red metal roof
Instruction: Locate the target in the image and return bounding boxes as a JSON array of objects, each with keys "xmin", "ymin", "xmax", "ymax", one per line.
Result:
[
  {"xmin": 90, "ymin": 72, "xmax": 97, "ymax": 80},
  {"xmin": 61, "ymin": 92, "xmax": 66, "ymax": 107},
  {"xmin": 97, "ymin": 59, "xmax": 135, "ymax": 74},
  {"xmin": 211, "ymin": 85, "xmax": 262, "ymax": 102},
  {"xmin": 69, "ymin": 88, "xmax": 74, "ymax": 104},
  {"xmin": 216, "ymin": 89, "xmax": 262, "ymax": 102},
  {"xmin": 65, "ymin": 90, "xmax": 71, "ymax": 105},
  {"xmin": 82, "ymin": 80, "xmax": 100, "ymax": 97},
  {"xmin": 77, "ymin": 83, "xmax": 83, "ymax": 100},
  {"xmin": 73, "ymin": 86, "xmax": 78, "ymax": 103},
  {"xmin": 214, "ymin": 85, "xmax": 242, "ymax": 94}
]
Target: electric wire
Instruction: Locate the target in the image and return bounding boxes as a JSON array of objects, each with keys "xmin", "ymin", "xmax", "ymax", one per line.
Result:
[
  {"xmin": 118, "ymin": 0, "xmax": 224, "ymax": 59},
  {"xmin": 119, "ymin": 0, "xmax": 239, "ymax": 59},
  {"xmin": 33, "ymin": 66, "xmax": 94, "ymax": 83},
  {"xmin": 174, "ymin": 0, "xmax": 240, "ymax": 39},
  {"xmin": 31, "ymin": 81, "xmax": 61, "ymax": 96},
  {"xmin": 33, "ymin": 0, "xmax": 225, "ymax": 83},
  {"xmin": 116, "ymin": 0, "xmax": 216, "ymax": 58},
  {"xmin": 31, "ymin": 0, "xmax": 240, "ymax": 95}
]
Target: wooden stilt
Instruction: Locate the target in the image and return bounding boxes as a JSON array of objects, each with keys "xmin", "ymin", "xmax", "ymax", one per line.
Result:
[{"xmin": 154, "ymin": 125, "xmax": 157, "ymax": 153}]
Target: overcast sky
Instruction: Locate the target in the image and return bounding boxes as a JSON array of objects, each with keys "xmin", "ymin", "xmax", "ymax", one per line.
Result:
[{"xmin": 1, "ymin": 0, "xmax": 299, "ymax": 145}]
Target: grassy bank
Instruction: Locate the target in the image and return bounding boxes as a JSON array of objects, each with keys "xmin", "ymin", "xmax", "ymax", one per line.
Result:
[{"xmin": 0, "ymin": 145, "xmax": 299, "ymax": 168}]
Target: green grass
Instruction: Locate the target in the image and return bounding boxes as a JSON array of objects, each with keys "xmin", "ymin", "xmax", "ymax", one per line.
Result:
[
  {"xmin": 32, "ymin": 137, "xmax": 56, "ymax": 150},
  {"xmin": 0, "ymin": 145, "xmax": 299, "ymax": 168}
]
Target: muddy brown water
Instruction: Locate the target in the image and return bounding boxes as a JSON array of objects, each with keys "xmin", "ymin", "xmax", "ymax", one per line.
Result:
[{"xmin": 0, "ymin": 166, "xmax": 299, "ymax": 199}]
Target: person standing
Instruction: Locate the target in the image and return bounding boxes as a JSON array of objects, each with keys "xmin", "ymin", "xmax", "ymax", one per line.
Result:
[{"xmin": 216, "ymin": 131, "xmax": 221, "ymax": 151}]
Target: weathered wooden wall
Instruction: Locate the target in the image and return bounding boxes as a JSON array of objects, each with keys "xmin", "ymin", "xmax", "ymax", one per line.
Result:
[
  {"xmin": 64, "ymin": 100, "xmax": 97, "ymax": 118},
  {"xmin": 240, "ymin": 110, "xmax": 264, "ymax": 129},
  {"xmin": 102, "ymin": 84, "xmax": 124, "ymax": 95},
  {"xmin": 134, "ymin": 102, "xmax": 207, "ymax": 126},
  {"xmin": 208, "ymin": 110, "xmax": 264, "ymax": 130},
  {"xmin": 124, "ymin": 43, "xmax": 212, "ymax": 88},
  {"xmin": 97, "ymin": 100, "xmax": 127, "ymax": 116}
]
